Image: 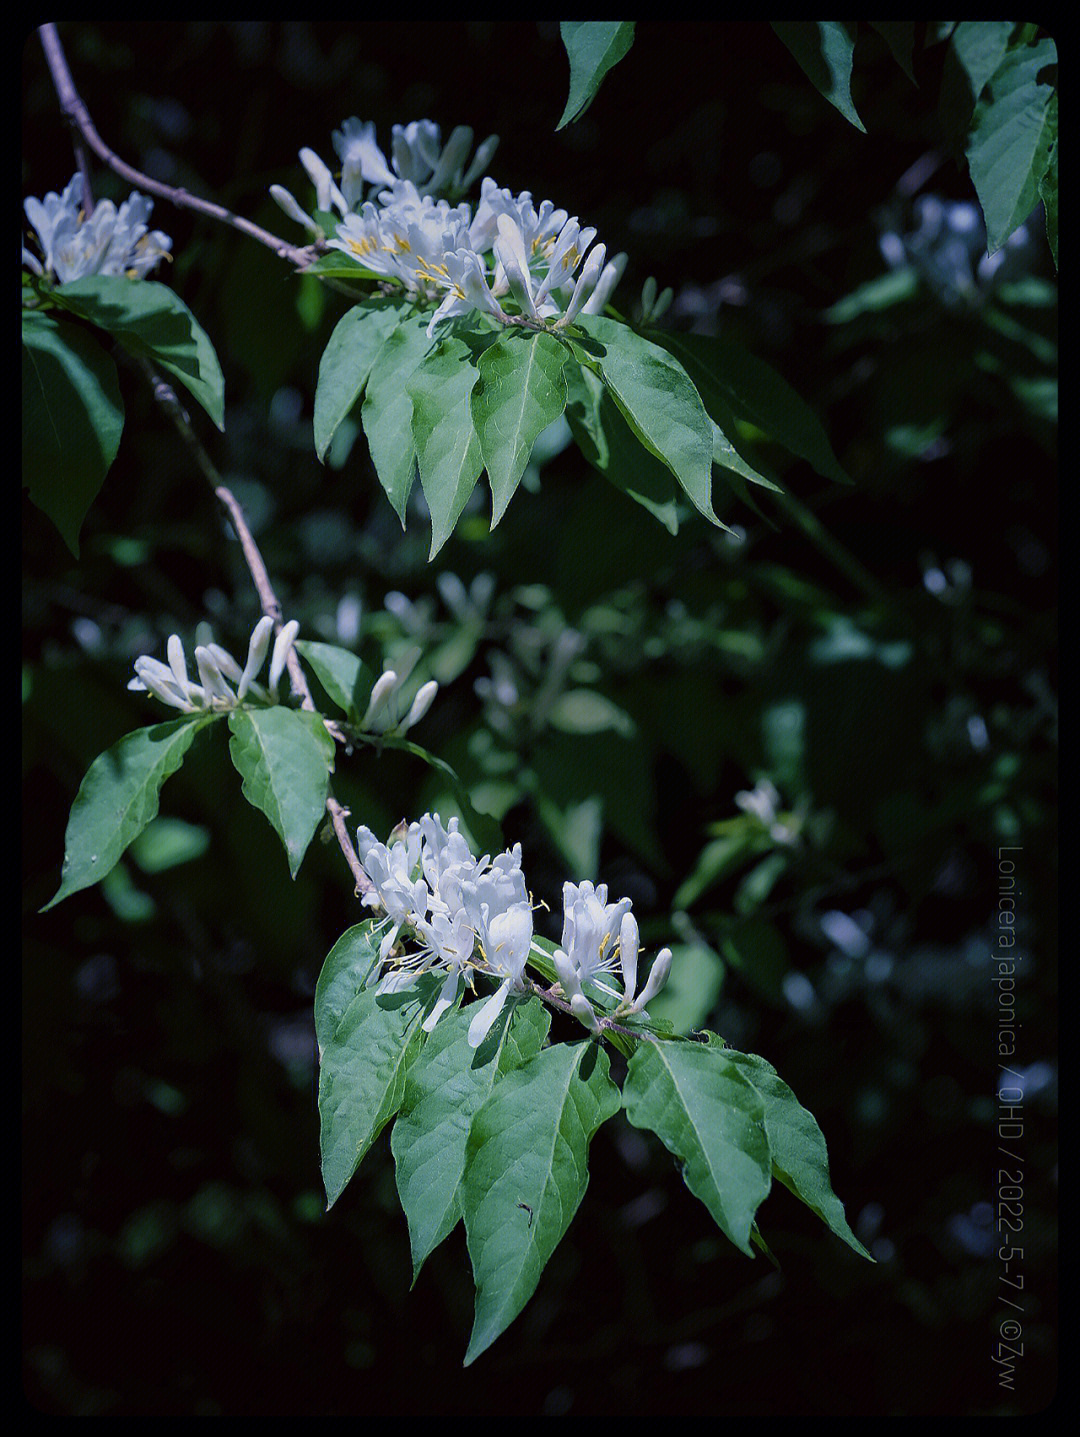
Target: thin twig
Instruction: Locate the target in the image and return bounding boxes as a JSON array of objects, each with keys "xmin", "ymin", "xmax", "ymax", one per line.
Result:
[
  {"xmin": 38, "ymin": 22, "xmax": 312, "ymax": 269},
  {"xmin": 131, "ymin": 360, "xmax": 371, "ymax": 895}
]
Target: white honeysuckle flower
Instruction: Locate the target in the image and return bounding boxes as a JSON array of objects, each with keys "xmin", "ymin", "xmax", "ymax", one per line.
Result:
[
  {"xmin": 127, "ymin": 616, "xmax": 297, "ymax": 713},
  {"xmin": 467, "ymin": 899, "xmax": 533, "ymax": 1048},
  {"xmin": 299, "ymin": 148, "xmax": 348, "ymax": 217},
  {"xmin": 400, "ymin": 679, "xmax": 439, "ymax": 732},
  {"xmin": 24, "ymin": 173, "xmax": 172, "ymax": 284},
  {"xmin": 268, "ymin": 619, "xmax": 300, "ymax": 696},
  {"xmin": 618, "ymin": 911, "xmax": 640, "ymax": 1008},
  {"xmin": 556, "ymin": 242, "xmax": 607, "ymax": 328},
  {"xmin": 424, "ymin": 247, "xmax": 508, "ymax": 336},
  {"xmin": 269, "ymin": 184, "xmax": 323, "ymax": 236},
  {"xmin": 625, "ymin": 947, "xmax": 673, "ymax": 1015},
  {"xmin": 579, "ymin": 250, "xmax": 627, "ymax": 316},
  {"xmin": 333, "ymin": 118, "xmax": 397, "ymax": 203},
  {"xmin": 559, "ymin": 880, "xmax": 633, "ymax": 999}
]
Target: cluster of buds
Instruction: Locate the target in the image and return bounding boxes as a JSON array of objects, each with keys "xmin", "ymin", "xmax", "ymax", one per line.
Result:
[
  {"xmin": 128, "ymin": 618, "xmax": 439, "ymax": 735},
  {"xmin": 357, "ymin": 813, "xmax": 673, "ymax": 1046},
  {"xmin": 128, "ymin": 617, "xmax": 299, "ymax": 714},
  {"xmin": 271, "ymin": 117, "xmax": 626, "ymax": 336},
  {"xmin": 22, "ymin": 173, "xmax": 172, "ymax": 284}
]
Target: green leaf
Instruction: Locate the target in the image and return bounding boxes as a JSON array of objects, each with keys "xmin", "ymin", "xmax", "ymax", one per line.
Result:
[
  {"xmin": 653, "ymin": 329, "xmax": 851, "ymax": 486},
  {"xmin": 52, "ymin": 275, "xmax": 225, "ymax": 429},
  {"xmin": 572, "ymin": 316, "xmax": 717, "ymax": 524},
  {"xmin": 966, "ymin": 37, "xmax": 1058, "ymax": 254},
  {"xmin": 563, "ymin": 363, "xmax": 683, "ymax": 533},
  {"xmin": 314, "ymin": 299, "xmax": 404, "ymax": 461},
  {"xmin": 771, "ymin": 21, "xmax": 866, "ymax": 132},
  {"xmin": 461, "ymin": 1039, "xmax": 621, "ymax": 1364},
  {"xmin": 717, "ymin": 1047, "xmax": 873, "ymax": 1260},
  {"xmin": 868, "ymin": 21, "xmax": 916, "ymax": 83},
  {"xmin": 303, "ymin": 251, "xmax": 382, "ymax": 280},
  {"xmin": 622, "ymin": 1039, "xmax": 772, "ymax": 1256},
  {"xmin": 22, "ymin": 311, "xmax": 124, "ymax": 555},
  {"xmin": 392, "ymin": 996, "xmax": 550, "ymax": 1281},
  {"xmin": 548, "ymin": 688, "xmax": 635, "ymax": 738},
  {"xmin": 408, "ymin": 338, "xmax": 485, "ymax": 558},
  {"xmin": 42, "ymin": 717, "xmax": 208, "ymax": 910},
  {"xmin": 1039, "ymin": 93, "xmax": 1057, "ymax": 268},
  {"xmin": 360, "ymin": 310, "xmax": 434, "ymax": 523},
  {"xmin": 557, "ymin": 21, "xmax": 635, "ymax": 129},
  {"xmin": 227, "ymin": 707, "xmax": 336, "ymax": 877},
  {"xmin": 471, "ymin": 331, "xmax": 567, "ymax": 527},
  {"xmin": 314, "ymin": 920, "xmax": 383, "ymax": 1055},
  {"xmin": 294, "ymin": 639, "xmax": 374, "ymax": 721},
  {"xmin": 319, "ymin": 976, "xmax": 436, "ymax": 1208}
]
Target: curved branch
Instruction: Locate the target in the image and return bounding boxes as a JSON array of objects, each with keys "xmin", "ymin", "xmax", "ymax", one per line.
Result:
[{"xmin": 38, "ymin": 22, "xmax": 312, "ymax": 268}]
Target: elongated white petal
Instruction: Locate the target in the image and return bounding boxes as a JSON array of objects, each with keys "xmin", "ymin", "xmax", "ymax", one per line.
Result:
[
  {"xmin": 237, "ymin": 615, "xmax": 275, "ymax": 699},
  {"xmin": 299, "ymin": 148, "xmax": 347, "ymax": 217},
  {"xmin": 557, "ymin": 243, "xmax": 606, "ymax": 327},
  {"xmin": 494, "ymin": 214, "xmax": 537, "ymax": 318},
  {"xmin": 619, "ymin": 911, "xmax": 639, "ymax": 1005},
  {"xmin": 268, "ymin": 620, "xmax": 300, "ymax": 696},
  {"xmin": 423, "ymin": 969, "xmax": 462, "ymax": 1032},
  {"xmin": 630, "ymin": 947, "xmax": 673, "ymax": 1013},
  {"xmin": 269, "ymin": 184, "xmax": 321, "ymax": 235},
  {"xmin": 467, "ymin": 979, "xmax": 511, "ymax": 1048},
  {"xmin": 400, "ymin": 680, "xmax": 438, "ymax": 732},
  {"xmin": 362, "ymin": 670, "xmax": 399, "ymax": 728},
  {"xmin": 194, "ymin": 646, "xmax": 237, "ymax": 703}
]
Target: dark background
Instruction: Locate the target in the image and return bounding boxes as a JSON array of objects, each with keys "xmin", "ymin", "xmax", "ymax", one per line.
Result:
[{"xmin": 23, "ymin": 22, "xmax": 1057, "ymax": 1415}]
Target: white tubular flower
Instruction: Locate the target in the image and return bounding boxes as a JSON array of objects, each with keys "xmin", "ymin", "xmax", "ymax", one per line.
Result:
[
  {"xmin": 269, "ymin": 184, "xmax": 323, "ymax": 236},
  {"xmin": 467, "ymin": 899, "xmax": 533, "ymax": 1048},
  {"xmin": 236, "ymin": 616, "xmax": 274, "ymax": 701},
  {"xmin": 400, "ymin": 679, "xmax": 439, "ymax": 732},
  {"xmin": 268, "ymin": 619, "xmax": 300, "ymax": 697},
  {"xmin": 555, "ymin": 242, "xmax": 606, "ymax": 328},
  {"xmin": 626, "ymin": 947, "xmax": 673, "ymax": 1015},
  {"xmin": 424, "ymin": 248, "xmax": 508, "ymax": 336},
  {"xmin": 24, "ymin": 174, "xmax": 171, "ymax": 284},
  {"xmin": 333, "ymin": 118, "xmax": 397, "ymax": 203},
  {"xmin": 194, "ymin": 646, "xmax": 236, "ymax": 704},
  {"xmin": 128, "ymin": 617, "xmax": 298, "ymax": 713},
  {"xmin": 299, "ymin": 148, "xmax": 348, "ymax": 217},
  {"xmin": 493, "ymin": 213, "xmax": 539, "ymax": 318},
  {"xmin": 553, "ymin": 947, "xmax": 600, "ymax": 1034},
  {"xmin": 618, "ymin": 911, "xmax": 640, "ymax": 1008},
  {"xmin": 579, "ymin": 250, "xmax": 627, "ymax": 316},
  {"xmin": 559, "ymin": 880, "xmax": 633, "ymax": 999},
  {"xmin": 360, "ymin": 669, "xmax": 400, "ymax": 729}
]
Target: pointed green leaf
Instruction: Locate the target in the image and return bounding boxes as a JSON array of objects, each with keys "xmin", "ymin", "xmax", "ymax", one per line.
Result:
[
  {"xmin": 42, "ymin": 717, "xmax": 208, "ymax": 910},
  {"xmin": 719, "ymin": 1046, "xmax": 873, "ymax": 1260},
  {"xmin": 319, "ymin": 976, "xmax": 437, "ymax": 1208},
  {"xmin": 314, "ymin": 920, "xmax": 383, "ymax": 1056},
  {"xmin": 227, "ymin": 707, "xmax": 336, "ymax": 877},
  {"xmin": 653, "ymin": 329, "xmax": 851, "ymax": 486},
  {"xmin": 295, "ymin": 639, "xmax": 373, "ymax": 721},
  {"xmin": 771, "ymin": 21, "xmax": 866, "ymax": 132},
  {"xmin": 557, "ymin": 21, "xmax": 635, "ymax": 129},
  {"xmin": 314, "ymin": 299, "xmax": 405, "ymax": 461},
  {"xmin": 408, "ymin": 339, "xmax": 485, "ymax": 558},
  {"xmin": 360, "ymin": 310, "xmax": 434, "ymax": 522},
  {"xmin": 22, "ymin": 311, "xmax": 124, "ymax": 555},
  {"xmin": 869, "ymin": 21, "xmax": 916, "ymax": 83},
  {"xmin": 53, "ymin": 275, "xmax": 225, "ymax": 429},
  {"xmin": 564, "ymin": 363, "xmax": 683, "ymax": 533},
  {"xmin": 573, "ymin": 315, "xmax": 717, "ymax": 523},
  {"xmin": 967, "ymin": 38, "xmax": 1058, "ymax": 253},
  {"xmin": 622, "ymin": 1038, "xmax": 772, "ymax": 1256},
  {"xmin": 392, "ymin": 996, "xmax": 550, "ymax": 1280},
  {"xmin": 462, "ymin": 1039, "xmax": 621, "ymax": 1364},
  {"xmin": 472, "ymin": 331, "xmax": 567, "ymax": 527},
  {"xmin": 1039, "ymin": 92, "xmax": 1057, "ymax": 268}
]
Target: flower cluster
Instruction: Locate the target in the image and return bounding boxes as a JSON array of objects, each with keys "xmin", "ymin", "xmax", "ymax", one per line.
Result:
[
  {"xmin": 271, "ymin": 118, "xmax": 626, "ymax": 336},
  {"xmin": 357, "ymin": 813, "xmax": 672, "ymax": 1047},
  {"xmin": 128, "ymin": 618, "xmax": 439, "ymax": 733},
  {"xmin": 23, "ymin": 173, "xmax": 172, "ymax": 284},
  {"xmin": 128, "ymin": 617, "xmax": 300, "ymax": 714}
]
